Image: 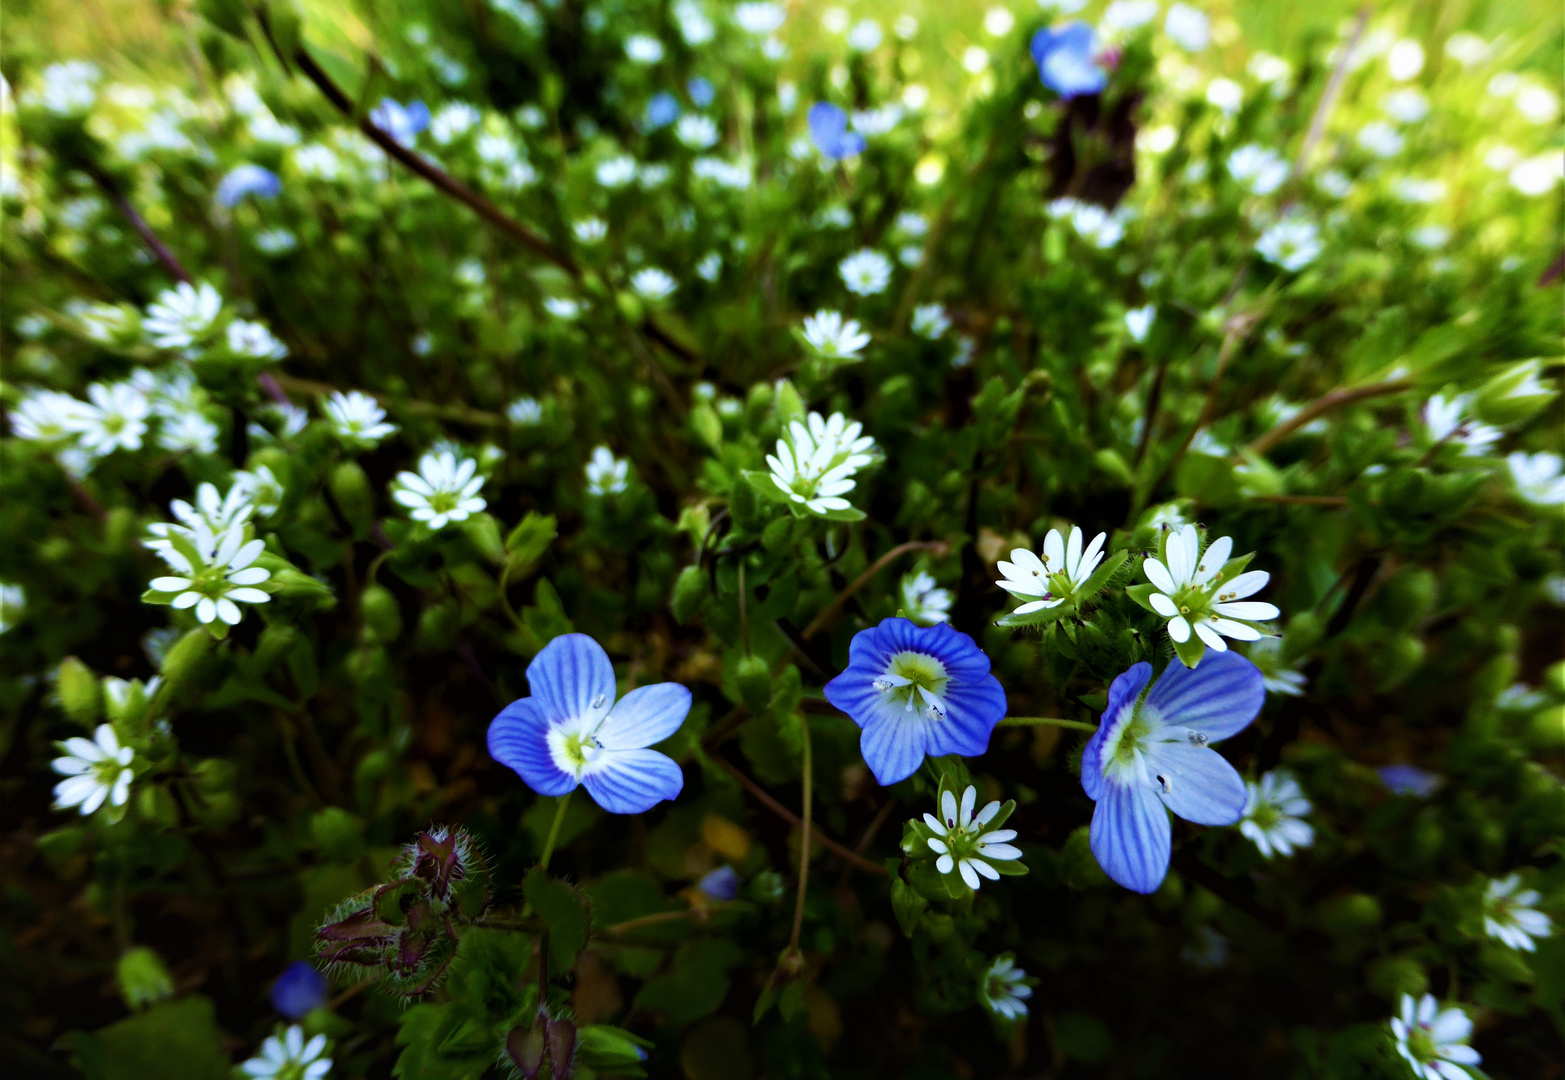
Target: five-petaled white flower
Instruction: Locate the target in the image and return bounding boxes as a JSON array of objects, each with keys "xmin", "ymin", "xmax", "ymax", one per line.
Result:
[
  {"xmin": 52, "ymin": 724, "xmax": 135, "ymax": 815},
  {"xmin": 232, "ymin": 465, "xmax": 285, "ymax": 518},
  {"xmin": 10, "ymin": 389, "xmax": 91, "ymax": 443},
  {"xmin": 765, "ymin": 411, "xmax": 876, "ymax": 515},
  {"xmin": 800, "ymin": 309, "xmax": 870, "ymax": 360},
  {"xmin": 838, "ymin": 248, "xmax": 892, "ymax": 295},
  {"xmin": 1143, "ymin": 524, "xmax": 1278, "ymax": 657},
  {"xmin": 68, "ymin": 383, "xmax": 149, "ymax": 456},
  {"xmin": 1482, "ymin": 874, "xmax": 1552, "ymax": 952},
  {"xmin": 978, "ymin": 955, "xmax": 1032, "ymax": 1021},
  {"xmin": 1239, "ymin": 770, "xmax": 1314, "ymax": 858},
  {"xmin": 324, "ymin": 390, "xmax": 398, "ymax": 447},
  {"xmin": 144, "ymin": 282, "xmax": 223, "ymax": 349},
  {"xmin": 899, "ymin": 570, "xmax": 952, "ymax": 625},
  {"xmin": 1423, "ymin": 394, "xmax": 1500, "ymax": 456},
  {"xmin": 1390, "ymin": 994, "xmax": 1480, "ymax": 1080},
  {"xmin": 241, "ymin": 1025, "xmax": 332, "ymax": 1080},
  {"xmin": 392, "ymin": 450, "xmax": 487, "ymax": 529},
  {"xmin": 924, "ymin": 785, "xmax": 1023, "ymax": 890},
  {"xmin": 996, "ymin": 525, "xmax": 1108, "ymax": 614},
  {"xmin": 149, "ymin": 520, "xmax": 273, "ymax": 626},
  {"xmin": 585, "ymin": 446, "xmax": 630, "ymax": 496}
]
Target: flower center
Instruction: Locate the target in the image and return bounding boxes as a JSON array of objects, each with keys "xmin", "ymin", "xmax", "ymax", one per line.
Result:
[
  {"xmin": 1406, "ymin": 1026, "xmax": 1437, "ymax": 1063},
  {"xmin": 873, "ymin": 651, "xmax": 949, "ymax": 720},
  {"xmin": 560, "ymin": 731, "xmax": 602, "ymax": 772}
]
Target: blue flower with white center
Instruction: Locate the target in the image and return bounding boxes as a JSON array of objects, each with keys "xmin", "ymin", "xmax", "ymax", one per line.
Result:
[
  {"xmin": 1030, "ymin": 23, "xmax": 1107, "ymax": 101},
  {"xmin": 368, "ymin": 98, "xmax": 430, "ymax": 145},
  {"xmin": 824, "ymin": 618, "xmax": 1007, "ymax": 786},
  {"xmin": 215, "ymin": 164, "xmax": 282, "ymax": 208},
  {"xmin": 488, "ymin": 634, "xmax": 691, "ymax": 814},
  {"xmin": 1080, "ymin": 652, "xmax": 1264, "ymax": 894},
  {"xmin": 807, "ymin": 102, "xmax": 865, "ymax": 161}
]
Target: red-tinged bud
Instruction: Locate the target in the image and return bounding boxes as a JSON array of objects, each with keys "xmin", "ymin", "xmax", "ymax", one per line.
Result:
[
  {"xmin": 1097, "ymin": 45, "xmax": 1123, "ymax": 70},
  {"xmin": 506, "ymin": 1011, "xmax": 577, "ymax": 1080}
]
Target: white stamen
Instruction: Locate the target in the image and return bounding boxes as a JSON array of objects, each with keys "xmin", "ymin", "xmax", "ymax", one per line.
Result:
[
  {"xmin": 590, "ymin": 693, "xmax": 607, "ymax": 709},
  {"xmin": 1157, "ymin": 774, "xmax": 1172, "ymax": 794},
  {"xmin": 1186, "ymin": 731, "xmax": 1208, "ymax": 746}
]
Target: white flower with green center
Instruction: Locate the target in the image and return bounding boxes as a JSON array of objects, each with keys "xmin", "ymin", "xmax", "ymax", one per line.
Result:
[
  {"xmin": 170, "ymin": 480, "xmax": 256, "ymax": 532},
  {"xmin": 148, "ymin": 520, "xmax": 273, "ymax": 626},
  {"xmin": 978, "ymin": 955, "xmax": 1032, "ymax": 1020},
  {"xmin": 240, "ymin": 1025, "xmax": 331, "ymax": 1080},
  {"xmin": 1246, "ymin": 638, "xmax": 1306, "ymax": 695},
  {"xmin": 1390, "ymin": 995, "xmax": 1480, "ymax": 1080},
  {"xmin": 1239, "ymin": 770, "xmax": 1314, "ymax": 858},
  {"xmin": 324, "ymin": 390, "xmax": 398, "ymax": 447},
  {"xmin": 763, "ymin": 411, "xmax": 876, "ymax": 516},
  {"xmin": 911, "ymin": 303, "xmax": 950, "ymax": 339},
  {"xmin": 10, "ymin": 389, "xmax": 91, "ymax": 443},
  {"xmin": 144, "ymin": 282, "xmax": 223, "ymax": 350},
  {"xmin": 226, "ymin": 319, "xmax": 288, "ymax": 360},
  {"xmin": 232, "ymin": 466, "xmax": 285, "ymax": 518},
  {"xmin": 996, "ymin": 525, "xmax": 1108, "ymax": 614},
  {"xmin": 800, "ymin": 309, "xmax": 870, "ymax": 360},
  {"xmin": 1142, "ymin": 524, "xmax": 1278, "ymax": 663},
  {"xmin": 392, "ymin": 450, "xmax": 487, "ymax": 529},
  {"xmin": 1507, "ymin": 452, "xmax": 1565, "ymax": 506},
  {"xmin": 0, "ymin": 582, "xmax": 23, "ymax": 633},
  {"xmin": 52, "ymin": 724, "xmax": 135, "ymax": 815},
  {"xmin": 899, "ymin": 570, "xmax": 951, "ymax": 625},
  {"xmin": 923, "ymin": 785, "xmax": 1022, "ymax": 889},
  {"xmin": 585, "ymin": 446, "xmax": 630, "ymax": 496},
  {"xmin": 1255, "ymin": 216, "xmax": 1321, "ymax": 271},
  {"xmin": 1482, "ymin": 874, "xmax": 1552, "ymax": 952},
  {"xmin": 631, "ymin": 267, "xmax": 677, "ymax": 301},
  {"xmin": 508, "ymin": 396, "xmax": 544, "ymax": 425},
  {"xmin": 838, "ymin": 249, "xmax": 892, "ymax": 295},
  {"xmin": 69, "ymin": 382, "xmax": 149, "ymax": 456}
]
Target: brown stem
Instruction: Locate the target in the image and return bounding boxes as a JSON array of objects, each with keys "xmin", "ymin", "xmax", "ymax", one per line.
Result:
[
  {"xmin": 709, "ymin": 754, "xmax": 888, "ymax": 876},
  {"xmin": 1287, "ymin": 8, "xmax": 1371, "ymax": 193},
  {"xmin": 1247, "ymin": 379, "xmax": 1414, "ymax": 456},
  {"xmin": 836, "ymin": 798, "xmax": 898, "ymax": 889},
  {"xmin": 82, "ymin": 162, "xmax": 192, "ymax": 283},
  {"xmin": 269, "ymin": 373, "xmax": 505, "ymax": 427},
  {"xmin": 800, "ymin": 540, "xmax": 951, "ymax": 640},
  {"xmin": 787, "ymin": 715, "xmax": 813, "ymax": 955},
  {"xmin": 1251, "ymin": 494, "xmax": 1349, "ymax": 507}
]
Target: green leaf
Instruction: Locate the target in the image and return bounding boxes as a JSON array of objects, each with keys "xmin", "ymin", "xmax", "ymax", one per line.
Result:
[
  {"xmin": 1124, "ymin": 582, "xmax": 1161, "ymax": 614},
  {"xmin": 631, "ymin": 937, "xmax": 743, "ymax": 1025},
  {"xmin": 1171, "ymin": 630, "xmax": 1207, "ymax": 669},
  {"xmin": 1076, "ymin": 549, "xmax": 1130, "ymax": 603},
  {"xmin": 995, "ymin": 602, "xmax": 1069, "ymax": 628},
  {"xmin": 890, "ymin": 875, "xmax": 928, "ymax": 936},
  {"xmin": 65, "ymin": 995, "xmax": 231, "ymax": 1080},
  {"xmin": 506, "ymin": 512, "xmax": 558, "ymax": 567},
  {"xmin": 740, "ymin": 469, "xmax": 792, "ymax": 505},
  {"xmin": 524, "ymin": 868, "xmax": 591, "ymax": 976}
]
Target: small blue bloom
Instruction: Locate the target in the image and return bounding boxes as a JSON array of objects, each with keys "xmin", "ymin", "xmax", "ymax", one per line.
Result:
[
  {"xmin": 688, "ymin": 76, "xmax": 716, "ymax": 108},
  {"xmin": 488, "ymin": 634, "xmax": 691, "ymax": 814},
  {"xmin": 696, "ymin": 865, "xmax": 740, "ymax": 901},
  {"xmin": 807, "ymin": 102, "xmax": 866, "ymax": 161},
  {"xmin": 824, "ymin": 617, "xmax": 1007, "ymax": 786},
  {"xmin": 1378, "ymin": 764, "xmax": 1442, "ymax": 798},
  {"xmin": 645, "ymin": 91, "xmax": 681, "ymax": 129},
  {"xmin": 369, "ymin": 98, "xmax": 431, "ymax": 144},
  {"xmin": 270, "ymin": 961, "xmax": 328, "ymax": 1019},
  {"xmin": 1030, "ymin": 23, "xmax": 1107, "ymax": 100},
  {"xmin": 215, "ymin": 164, "xmax": 281, "ymax": 208},
  {"xmin": 1081, "ymin": 652, "xmax": 1263, "ymax": 894}
]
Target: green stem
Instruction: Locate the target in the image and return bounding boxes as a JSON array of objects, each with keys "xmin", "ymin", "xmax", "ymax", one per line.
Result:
[
  {"xmin": 788, "ymin": 715, "xmax": 814, "ymax": 957},
  {"xmin": 538, "ymin": 791, "xmax": 572, "ymax": 872},
  {"xmin": 998, "ymin": 716, "xmax": 1098, "ymax": 732}
]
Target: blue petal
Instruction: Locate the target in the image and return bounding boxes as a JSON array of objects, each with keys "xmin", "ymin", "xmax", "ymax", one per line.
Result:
[
  {"xmin": 1142, "ymin": 742, "xmax": 1248, "ymax": 825},
  {"xmin": 697, "ymin": 865, "xmax": 739, "ymax": 901},
  {"xmin": 581, "ymin": 748, "xmax": 684, "ymax": 813},
  {"xmin": 596, "ymin": 682, "xmax": 691, "ymax": 750},
  {"xmin": 1144, "ymin": 651, "xmax": 1264, "ymax": 740},
  {"xmin": 1029, "ymin": 27, "xmax": 1057, "ymax": 67},
  {"xmin": 488, "ymin": 698, "xmax": 577, "ymax": 796},
  {"xmin": 1090, "ymin": 781, "xmax": 1171, "ymax": 894},
  {"xmin": 1081, "ymin": 662, "xmax": 1152, "ymax": 802},
  {"xmin": 527, "ymin": 633, "xmax": 616, "ymax": 723},
  {"xmin": 858, "ymin": 710, "xmax": 931, "ymax": 786},
  {"xmin": 270, "ymin": 962, "xmax": 327, "ymax": 1019},
  {"xmin": 926, "ymin": 675, "xmax": 1007, "ymax": 757}
]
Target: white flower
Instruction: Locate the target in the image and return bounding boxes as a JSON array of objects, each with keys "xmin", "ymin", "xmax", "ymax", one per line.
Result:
[
  {"xmin": 231, "ymin": 466, "xmax": 284, "ymax": 518},
  {"xmin": 1383, "ymin": 88, "xmax": 1430, "ymax": 124},
  {"xmin": 1510, "ymin": 152, "xmax": 1565, "ymax": 196},
  {"xmin": 292, "ymin": 143, "xmax": 343, "ymax": 180},
  {"xmin": 733, "ymin": 2, "xmax": 785, "ymax": 35},
  {"xmin": 1482, "ymin": 875, "xmax": 1552, "ymax": 952},
  {"xmin": 1047, "ymin": 198, "xmax": 1129, "ymax": 247},
  {"xmin": 1247, "ymin": 637, "xmax": 1306, "ymax": 695},
  {"xmin": 1255, "ymin": 216, "xmax": 1321, "ymax": 272},
  {"xmin": 911, "ymin": 304, "xmax": 950, "ymax": 339},
  {"xmin": 392, "ymin": 450, "xmax": 487, "ymax": 529},
  {"xmin": 631, "ymin": 267, "xmax": 677, "ymax": 301},
  {"xmin": 997, "ymin": 526, "xmax": 1109, "ymax": 616},
  {"xmin": 1507, "ymin": 452, "xmax": 1565, "ymax": 506},
  {"xmin": 696, "ymin": 252, "xmax": 723, "ymax": 281},
  {"xmin": 1515, "ymin": 83, "xmax": 1559, "ymax": 124},
  {"xmin": 72, "ymin": 300, "xmax": 134, "ymax": 343},
  {"xmin": 1357, "ymin": 121, "xmax": 1404, "ymax": 158},
  {"xmin": 1143, "ymin": 524, "xmax": 1279, "ymax": 652},
  {"xmin": 899, "ymin": 570, "xmax": 951, "ymax": 625},
  {"xmin": 596, "ymin": 155, "xmax": 637, "ymax": 187},
  {"xmin": 1164, "ymin": 3, "xmax": 1210, "ymax": 51},
  {"xmin": 624, "ymin": 34, "xmax": 665, "ymax": 64},
  {"xmin": 979, "ymin": 955, "xmax": 1032, "ymax": 1020},
  {"xmin": 543, "ymin": 297, "xmax": 581, "ymax": 319},
  {"xmin": 0, "ymin": 582, "xmax": 23, "ymax": 633},
  {"xmin": 1394, "ymin": 177, "xmax": 1447, "ymax": 204},
  {"xmin": 765, "ymin": 411, "xmax": 875, "ymax": 515},
  {"xmin": 675, "ymin": 113, "xmax": 719, "ymax": 149},
  {"xmin": 1125, "ymin": 304, "xmax": 1155, "ymax": 343},
  {"xmin": 1101, "ymin": 0, "xmax": 1158, "ymax": 33},
  {"xmin": 324, "ymin": 390, "xmax": 398, "ymax": 447},
  {"xmin": 1206, "ymin": 77, "xmax": 1243, "ymax": 114},
  {"xmin": 1445, "ymin": 33, "xmax": 1490, "ymax": 66},
  {"xmin": 1240, "ymin": 770, "xmax": 1314, "ymax": 858},
  {"xmin": 507, "ymin": 396, "xmax": 544, "ymax": 425},
  {"xmin": 847, "ymin": 18, "xmax": 882, "ymax": 52},
  {"xmin": 32, "ymin": 60, "xmax": 100, "ymax": 114},
  {"xmin": 144, "ymin": 282, "xmax": 223, "ymax": 350},
  {"xmin": 68, "ymin": 382, "xmax": 149, "ymax": 455},
  {"xmin": 170, "ymin": 481, "xmax": 255, "ymax": 532},
  {"xmin": 148, "ymin": 519, "xmax": 272, "ymax": 626},
  {"xmin": 10, "ymin": 389, "xmax": 91, "ymax": 442},
  {"xmin": 1387, "ymin": 39, "xmax": 1424, "ymax": 81},
  {"xmin": 226, "ymin": 319, "xmax": 288, "ymax": 360},
  {"xmin": 430, "ymin": 102, "xmax": 480, "ymax": 144},
  {"xmin": 1390, "ymin": 995, "xmax": 1480, "ymax": 1080},
  {"xmin": 1317, "ymin": 170, "xmax": 1353, "ymax": 198},
  {"xmin": 52, "ymin": 724, "xmax": 134, "ymax": 815},
  {"xmin": 982, "ymin": 7, "xmax": 1014, "ymax": 37},
  {"xmin": 572, "ymin": 218, "xmax": 607, "ymax": 244},
  {"xmin": 1423, "ymin": 394, "xmax": 1500, "ymax": 455},
  {"xmin": 838, "ymin": 249, "xmax": 892, "ymax": 295},
  {"xmin": 156, "ymin": 410, "xmax": 220, "ymax": 454},
  {"xmin": 637, "ymin": 162, "xmax": 672, "ymax": 187},
  {"xmin": 584, "ymin": 446, "xmax": 630, "ymax": 496},
  {"xmin": 1248, "ymin": 52, "xmax": 1291, "ymax": 85},
  {"xmin": 1228, "ymin": 144, "xmax": 1288, "ymax": 195},
  {"xmin": 924, "ymin": 786, "xmax": 1022, "ymax": 890},
  {"xmin": 240, "ymin": 1025, "xmax": 331, "ymax": 1080},
  {"xmin": 675, "ymin": 1, "xmax": 715, "ymax": 44},
  {"xmin": 800, "ymin": 309, "xmax": 870, "ymax": 360},
  {"xmin": 692, "ymin": 157, "xmax": 752, "ymax": 188}
]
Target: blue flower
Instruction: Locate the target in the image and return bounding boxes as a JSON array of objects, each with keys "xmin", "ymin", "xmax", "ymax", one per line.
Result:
[
  {"xmin": 270, "ymin": 961, "xmax": 328, "ymax": 1019},
  {"xmin": 1080, "ymin": 652, "xmax": 1264, "ymax": 893},
  {"xmin": 696, "ymin": 865, "xmax": 740, "ymax": 901},
  {"xmin": 488, "ymin": 634, "xmax": 691, "ymax": 814},
  {"xmin": 824, "ymin": 618, "xmax": 1007, "ymax": 786},
  {"xmin": 369, "ymin": 98, "xmax": 431, "ymax": 145},
  {"xmin": 645, "ymin": 91, "xmax": 681, "ymax": 129},
  {"xmin": 215, "ymin": 164, "xmax": 281, "ymax": 208},
  {"xmin": 1378, "ymin": 763, "xmax": 1442, "ymax": 798},
  {"xmin": 1030, "ymin": 23, "xmax": 1107, "ymax": 100},
  {"xmin": 807, "ymin": 102, "xmax": 865, "ymax": 161},
  {"xmin": 688, "ymin": 76, "xmax": 716, "ymax": 108}
]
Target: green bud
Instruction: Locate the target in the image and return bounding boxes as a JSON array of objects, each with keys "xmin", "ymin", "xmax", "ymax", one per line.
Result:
[
  {"xmin": 57, "ymin": 657, "xmax": 102, "ymax": 725},
  {"xmin": 135, "ymin": 784, "xmax": 180, "ymax": 828},
  {"xmin": 773, "ymin": 379, "xmax": 805, "ymax": 426},
  {"xmin": 117, "ymin": 947, "xmax": 175, "ymax": 1010},
  {"xmin": 1316, "ymin": 893, "xmax": 1382, "ymax": 937},
  {"xmin": 1093, "ymin": 448, "xmax": 1134, "ymax": 487},
  {"xmin": 419, "ymin": 600, "xmax": 460, "ymax": 651},
  {"xmin": 729, "ymin": 475, "xmax": 767, "ymax": 532},
  {"xmin": 890, "ymin": 876, "xmax": 928, "ymax": 937},
  {"xmin": 615, "ymin": 290, "xmax": 645, "ymax": 325},
  {"xmin": 1376, "ymin": 568, "xmax": 1436, "ymax": 630},
  {"xmin": 671, "ymin": 566, "xmax": 709, "ymax": 624},
  {"xmin": 691, "ymin": 403, "xmax": 723, "ymax": 449},
  {"xmin": 330, "ymin": 461, "xmax": 376, "ymax": 539},
  {"xmin": 1374, "ymin": 636, "xmax": 1425, "ymax": 692},
  {"xmin": 360, "ymin": 585, "xmax": 403, "ymax": 643},
  {"xmin": 104, "ymin": 507, "xmax": 138, "ymax": 553},
  {"xmin": 312, "ymin": 807, "xmax": 367, "ymax": 864},
  {"xmin": 190, "ymin": 757, "xmax": 237, "ymax": 796},
  {"xmin": 575, "ymin": 1025, "xmax": 652, "ymax": 1072},
  {"xmin": 736, "ymin": 655, "xmax": 771, "ymax": 715},
  {"xmin": 254, "ymin": 622, "xmax": 303, "ymax": 671}
]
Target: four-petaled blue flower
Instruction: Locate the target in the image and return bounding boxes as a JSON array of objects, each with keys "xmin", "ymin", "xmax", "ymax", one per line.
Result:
[
  {"xmin": 807, "ymin": 102, "xmax": 866, "ymax": 161},
  {"xmin": 646, "ymin": 91, "xmax": 681, "ymax": 129},
  {"xmin": 825, "ymin": 618, "xmax": 1007, "ymax": 786},
  {"xmin": 270, "ymin": 961, "xmax": 328, "ymax": 1019},
  {"xmin": 215, "ymin": 164, "xmax": 281, "ymax": 209},
  {"xmin": 1030, "ymin": 23, "xmax": 1107, "ymax": 100},
  {"xmin": 488, "ymin": 634, "xmax": 691, "ymax": 814},
  {"xmin": 369, "ymin": 98, "xmax": 431, "ymax": 145},
  {"xmin": 1081, "ymin": 651, "xmax": 1264, "ymax": 893}
]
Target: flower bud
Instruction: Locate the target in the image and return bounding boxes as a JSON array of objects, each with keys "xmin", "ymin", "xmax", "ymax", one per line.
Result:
[
  {"xmin": 56, "ymin": 657, "xmax": 101, "ymax": 725},
  {"xmin": 615, "ymin": 290, "xmax": 645, "ymax": 325},
  {"xmin": 254, "ymin": 622, "xmax": 303, "ymax": 671},
  {"xmin": 1366, "ymin": 956, "xmax": 1428, "ymax": 1001},
  {"xmin": 418, "ymin": 600, "xmax": 459, "ymax": 651},
  {"xmin": 190, "ymin": 757, "xmax": 237, "ymax": 795},
  {"xmin": 575, "ymin": 1026, "xmax": 650, "ymax": 1071},
  {"xmin": 736, "ymin": 655, "xmax": 772, "ymax": 715},
  {"xmin": 671, "ymin": 565, "xmax": 709, "ymax": 624},
  {"xmin": 1315, "ymin": 893, "xmax": 1382, "ymax": 937},
  {"xmin": 136, "ymin": 784, "xmax": 181, "ymax": 828},
  {"xmin": 729, "ymin": 476, "xmax": 767, "ymax": 532},
  {"xmin": 312, "ymin": 806, "xmax": 367, "ymax": 864},
  {"xmin": 117, "ymin": 947, "xmax": 175, "ymax": 1010},
  {"xmin": 359, "ymin": 585, "xmax": 403, "ymax": 643},
  {"xmin": 690, "ymin": 403, "xmax": 723, "ymax": 449},
  {"xmin": 330, "ymin": 461, "xmax": 376, "ymax": 539}
]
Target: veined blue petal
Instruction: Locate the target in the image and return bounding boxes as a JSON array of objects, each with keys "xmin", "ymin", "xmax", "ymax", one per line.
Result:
[
  {"xmin": 1081, "ymin": 662, "xmax": 1152, "ymax": 801},
  {"xmin": 527, "ymin": 633, "xmax": 616, "ymax": 723},
  {"xmin": 858, "ymin": 710, "xmax": 931, "ymax": 786},
  {"xmin": 488, "ymin": 698, "xmax": 576, "ymax": 796},
  {"xmin": 1090, "ymin": 781, "xmax": 1171, "ymax": 894},
  {"xmin": 925, "ymin": 676, "xmax": 1006, "ymax": 757},
  {"xmin": 581, "ymin": 748, "xmax": 684, "ymax": 813},
  {"xmin": 596, "ymin": 682, "xmax": 691, "ymax": 750},
  {"xmin": 1143, "ymin": 651, "xmax": 1263, "ymax": 740},
  {"xmin": 1143, "ymin": 741, "xmax": 1248, "ymax": 825}
]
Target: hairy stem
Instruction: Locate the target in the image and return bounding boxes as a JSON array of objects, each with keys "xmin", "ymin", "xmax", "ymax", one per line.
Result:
[{"xmin": 1247, "ymin": 379, "xmax": 1414, "ymax": 456}]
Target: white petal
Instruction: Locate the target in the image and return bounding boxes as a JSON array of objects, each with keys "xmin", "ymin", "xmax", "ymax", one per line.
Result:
[
  {"xmin": 1211, "ymin": 601, "xmax": 1279, "ymax": 621},
  {"xmin": 1149, "ymin": 592, "xmax": 1180, "ymax": 618},
  {"xmin": 1194, "ymin": 621, "xmax": 1228, "ymax": 650},
  {"xmin": 936, "ymin": 853, "xmax": 954, "ymax": 874},
  {"xmin": 959, "ymin": 860, "xmax": 981, "ymax": 889},
  {"xmin": 1167, "ymin": 616, "xmax": 1191, "ymax": 642},
  {"xmin": 1143, "ymin": 558, "xmax": 1178, "ymax": 595}
]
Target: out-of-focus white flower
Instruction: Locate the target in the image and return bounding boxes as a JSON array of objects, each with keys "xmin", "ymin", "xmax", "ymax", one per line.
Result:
[
  {"xmin": 1390, "ymin": 995, "xmax": 1480, "ymax": 1080},
  {"xmin": 1386, "ymin": 39, "xmax": 1424, "ymax": 81},
  {"xmin": 0, "ymin": 582, "xmax": 23, "ymax": 633},
  {"xmin": 1248, "ymin": 637, "xmax": 1307, "ymax": 695},
  {"xmin": 595, "ymin": 156, "xmax": 637, "ymax": 187},
  {"xmin": 573, "ymin": 218, "xmax": 607, "ymax": 244},
  {"xmin": 68, "ymin": 383, "xmax": 149, "ymax": 456},
  {"xmin": 733, "ymin": 2, "xmax": 785, "ymax": 35},
  {"xmin": 226, "ymin": 319, "xmax": 287, "ymax": 361},
  {"xmin": 983, "ymin": 8, "xmax": 1014, "ymax": 37},
  {"xmin": 1507, "ymin": 452, "xmax": 1565, "ymax": 505},
  {"xmin": 1101, "ymin": 0, "xmax": 1158, "ymax": 34},
  {"xmin": 430, "ymin": 102, "xmax": 480, "ymax": 143},
  {"xmin": 1206, "ymin": 77, "xmax": 1243, "ymax": 114},
  {"xmin": 1255, "ymin": 216, "xmax": 1321, "ymax": 272},
  {"xmin": 324, "ymin": 390, "xmax": 398, "ymax": 447},
  {"xmin": 1394, "ymin": 177, "xmax": 1447, "ymax": 204},
  {"xmin": 292, "ymin": 144, "xmax": 342, "ymax": 180},
  {"xmin": 1444, "ymin": 33, "xmax": 1490, "ymax": 66},
  {"xmin": 239, "ymin": 1025, "xmax": 331, "ymax": 1080},
  {"xmin": 1047, "ymin": 198, "xmax": 1130, "ymax": 247},
  {"xmin": 675, "ymin": 0, "xmax": 715, "ymax": 45},
  {"xmin": 1483, "ymin": 874, "xmax": 1553, "ymax": 952},
  {"xmin": 631, "ymin": 267, "xmax": 677, "ymax": 301},
  {"xmin": 144, "ymin": 282, "xmax": 222, "ymax": 350},
  {"xmin": 543, "ymin": 297, "xmax": 580, "ymax": 319},
  {"xmin": 31, "ymin": 60, "xmax": 100, "ymax": 114},
  {"xmin": 675, "ymin": 114, "xmax": 719, "ymax": 149},
  {"xmin": 1357, "ymin": 121, "xmax": 1404, "ymax": 158},
  {"xmin": 847, "ymin": 18, "xmax": 883, "ymax": 52},
  {"xmin": 800, "ymin": 310, "xmax": 870, "ymax": 360},
  {"xmin": 851, "ymin": 104, "xmax": 903, "ymax": 136},
  {"xmin": 1514, "ymin": 83, "xmax": 1559, "ymax": 124},
  {"xmin": 1228, "ymin": 144, "xmax": 1288, "ymax": 194},
  {"xmin": 978, "ymin": 956, "xmax": 1032, "ymax": 1021},
  {"xmin": 1510, "ymin": 152, "xmax": 1565, "ymax": 196},
  {"xmin": 1125, "ymin": 304, "xmax": 1155, "ymax": 343},
  {"xmin": 507, "ymin": 397, "xmax": 544, "ymax": 425},
  {"xmin": 1248, "ymin": 52, "xmax": 1291, "ymax": 85},
  {"xmin": 584, "ymin": 446, "xmax": 631, "ymax": 496},
  {"xmin": 912, "ymin": 304, "xmax": 951, "ymax": 339},
  {"xmin": 231, "ymin": 465, "xmax": 285, "ymax": 518},
  {"xmin": 170, "ymin": 481, "xmax": 255, "ymax": 532},
  {"xmin": 1240, "ymin": 771, "xmax": 1314, "ymax": 857},
  {"xmin": 838, "ymin": 249, "xmax": 892, "ymax": 295},
  {"xmin": 692, "ymin": 157, "xmax": 752, "ymax": 188},
  {"xmin": 1383, "ymin": 88, "xmax": 1429, "ymax": 124},
  {"xmin": 10, "ymin": 389, "xmax": 91, "ymax": 443},
  {"xmin": 899, "ymin": 570, "xmax": 952, "ymax": 625},
  {"xmin": 1164, "ymin": 4, "xmax": 1210, "ymax": 51},
  {"xmin": 696, "ymin": 252, "xmax": 722, "ymax": 281},
  {"xmin": 1422, "ymin": 393, "xmax": 1500, "ymax": 455},
  {"xmin": 156, "ymin": 411, "xmax": 220, "ymax": 455},
  {"xmin": 391, "ymin": 450, "xmax": 487, "ymax": 529},
  {"xmin": 624, "ymin": 34, "xmax": 665, "ymax": 64}
]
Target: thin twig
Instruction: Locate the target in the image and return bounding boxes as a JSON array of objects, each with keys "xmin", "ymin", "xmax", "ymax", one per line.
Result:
[
  {"xmin": 709, "ymin": 754, "xmax": 888, "ymax": 876},
  {"xmin": 1288, "ymin": 8, "xmax": 1371, "ymax": 190},
  {"xmin": 1247, "ymin": 379, "xmax": 1414, "ymax": 456},
  {"xmin": 801, "ymin": 540, "xmax": 951, "ymax": 640},
  {"xmin": 82, "ymin": 162, "xmax": 192, "ymax": 283},
  {"xmin": 1251, "ymin": 494, "xmax": 1349, "ymax": 507},
  {"xmin": 788, "ymin": 715, "xmax": 814, "ymax": 955},
  {"xmin": 997, "ymin": 716, "xmax": 1098, "ymax": 732}
]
